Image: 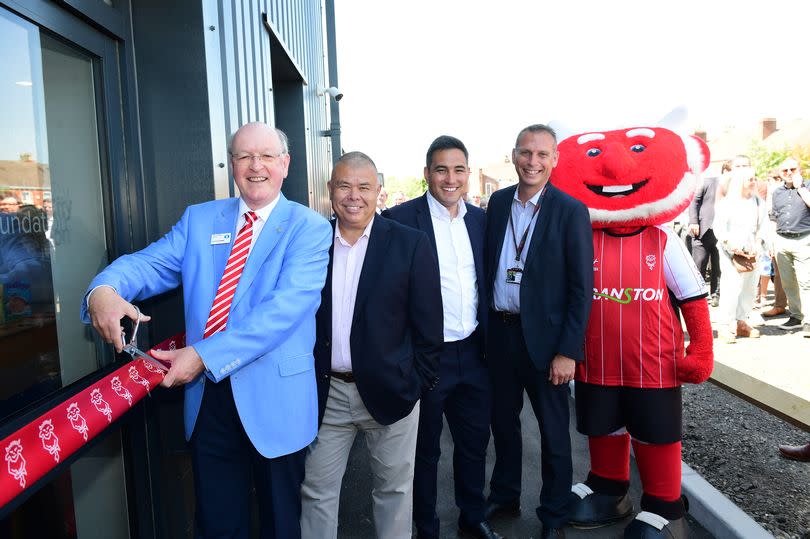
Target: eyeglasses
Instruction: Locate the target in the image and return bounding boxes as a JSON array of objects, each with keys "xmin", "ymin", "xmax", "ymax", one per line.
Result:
[
  {"xmin": 781, "ymin": 167, "xmax": 797, "ymax": 173},
  {"xmin": 231, "ymin": 152, "xmax": 287, "ymax": 165}
]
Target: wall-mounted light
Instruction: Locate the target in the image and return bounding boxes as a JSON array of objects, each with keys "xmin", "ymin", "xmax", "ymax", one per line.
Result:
[
  {"xmin": 15, "ymin": 81, "xmax": 33, "ymax": 87},
  {"xmin": 317, "ymin": 85, "xmax": 343, "ymax": 102}
]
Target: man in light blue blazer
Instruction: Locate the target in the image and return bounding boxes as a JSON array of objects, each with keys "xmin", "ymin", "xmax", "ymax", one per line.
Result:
[{"xmin": 81, "ymin": 122, "xmax": 331, "ymax": 538}]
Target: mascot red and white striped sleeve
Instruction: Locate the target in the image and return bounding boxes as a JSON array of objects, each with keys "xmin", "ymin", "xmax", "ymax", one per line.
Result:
[{"xmin": 551, "ymin": 113, "xmax": 714, "ymax": 539}]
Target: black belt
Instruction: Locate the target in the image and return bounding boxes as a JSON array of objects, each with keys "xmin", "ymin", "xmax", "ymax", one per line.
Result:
[
  {"xmin": 330, "ymin": 371, "xmax": 355, "ymax": 383},
  {"xmin": 778, "ymin": 231, "xmax": 810, "ymax": 239},
  {"xmin": 492, "ymin": 309, "xmax": 521, "ymax": 325}
]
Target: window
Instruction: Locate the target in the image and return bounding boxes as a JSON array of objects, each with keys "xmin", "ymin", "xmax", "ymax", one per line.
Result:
[{"xmin": 0, "ymin": 9, "xmax": 109, "ymax": 421}]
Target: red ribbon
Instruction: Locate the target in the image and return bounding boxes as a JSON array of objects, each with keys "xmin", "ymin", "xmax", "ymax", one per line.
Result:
[{"xmin": 0, "ymin": 333, "xmax": 185, "ymax": 509}]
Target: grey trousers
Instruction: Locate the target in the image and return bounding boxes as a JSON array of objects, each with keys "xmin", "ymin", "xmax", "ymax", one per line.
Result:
[
  {"xmin": 300, "ymin": 378, "xmax": 420, "ymax": 539},
  {"xmin": 775, "ymin": 233, "xmax": 810, "ymax": 320}
]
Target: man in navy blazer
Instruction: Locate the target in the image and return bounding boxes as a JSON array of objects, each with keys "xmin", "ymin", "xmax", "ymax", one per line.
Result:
[
  {"xmin": 300, "ymin": 152, "xmax": 443, "ymax": 538},
  {"xmin": 484, "ymin": 124, "xmax": 593, "ymax": 539},
  {"xmin": 384, "ymin": 135, "xmax": 501, "ymax": 539},
  {"xmin": 82, "ymin": 123, "xmax": 332, "ymax": 538}
]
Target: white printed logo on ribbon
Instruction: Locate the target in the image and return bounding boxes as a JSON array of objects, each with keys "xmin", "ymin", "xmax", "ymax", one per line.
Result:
[
  {"xmin": 141, "ymin": 359, "xmax": 164, "ymax": 375},
  {"xmin": 90, "ymin": 389, "xmax": 113, "ymax": 423},
  {"xmin": 67, "ymin": 402, "xmax": 89, "ymax": 440},
  {"xmin": 111, "ymin": 376, "xmax": 133, "ymax": 406},
  {"xmin": 5, "ymin": 440, "xmax": 27, "ymax": 488},
  {"xmin": 38, "ymin": 419, "xmax": 61, "ymax": 463},
  {"xmin": 645, "ymin": 254, "xmax": 656, "ymax": 270},
  {"xmin": 129, "ymin": 365, "xmax": 151, "ymax": 391}
]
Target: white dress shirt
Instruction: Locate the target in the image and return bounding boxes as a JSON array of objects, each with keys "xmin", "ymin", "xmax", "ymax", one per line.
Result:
[
  {"xmin": 426, "ymin": 192, "xmax": 478, "ymax": 342},
  {"xmin": 330, "ymin": 217, "xmax": 374, "ymax": 372},
  {"xmin": 492, "ymin": 187, "xmax": 545, "ymax": 313}
]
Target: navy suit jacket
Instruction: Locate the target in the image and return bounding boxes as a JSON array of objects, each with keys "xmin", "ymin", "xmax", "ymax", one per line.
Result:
[
  {"xmin": 383, "ymin": 193, "xmax": 488, "ymax": 338},
  {"xmin": 314, "ymin": 214, "xmax": 444, "ymax": 426},
  {"xmin": 485, "ymin": 183, "xmax": 593, "ymax": 370}
]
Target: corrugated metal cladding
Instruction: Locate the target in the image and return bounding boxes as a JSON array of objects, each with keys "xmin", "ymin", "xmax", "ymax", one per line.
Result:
[{"xmin": 207, "ymin": 0, "xmax": 334, "ymax": 216}]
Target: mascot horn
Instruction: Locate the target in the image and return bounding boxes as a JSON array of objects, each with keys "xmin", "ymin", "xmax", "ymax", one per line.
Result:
[{"xmin": 551, "ymin": 110, "xmax": 714, "ymax": 539}]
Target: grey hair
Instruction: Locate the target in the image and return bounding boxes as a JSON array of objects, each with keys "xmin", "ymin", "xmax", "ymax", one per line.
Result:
[
  {"xmin": 227, "ymin": 122, "xmax": 289, "ymax": 154},
  {"xmin": 334, "ymin": 151, "xmax": 378, "ymax": 174}
]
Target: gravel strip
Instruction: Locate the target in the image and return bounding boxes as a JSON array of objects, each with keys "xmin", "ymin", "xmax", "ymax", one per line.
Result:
[{"xmin": 682, "ymin": 382, "xmax": 810, "ymax": 538}]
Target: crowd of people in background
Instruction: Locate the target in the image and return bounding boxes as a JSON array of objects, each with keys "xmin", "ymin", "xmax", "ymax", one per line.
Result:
[{"xmin": 676, "ymin": 155, "xmax": 810, "ymax": 340}]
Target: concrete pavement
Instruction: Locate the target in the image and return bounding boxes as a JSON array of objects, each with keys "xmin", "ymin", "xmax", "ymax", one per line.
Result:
[{"xmin": 336, "ymin": 396, "xmax": 713, "ymax": 538}]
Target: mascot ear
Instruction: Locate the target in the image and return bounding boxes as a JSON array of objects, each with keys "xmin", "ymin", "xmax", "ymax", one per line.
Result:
[{"xmin": 684, "ymin": 134, "xmax": 711, "ymax": 174}]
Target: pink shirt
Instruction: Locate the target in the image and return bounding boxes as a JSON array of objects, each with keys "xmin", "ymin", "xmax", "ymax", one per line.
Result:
[{"xmin": 330, "ymin": 218, "xmax": 374, "ymax": 372}]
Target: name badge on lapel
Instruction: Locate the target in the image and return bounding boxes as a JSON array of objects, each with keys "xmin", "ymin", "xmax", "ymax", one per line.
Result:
[{"xmin": 210, "ymin": 233, "xmax": 232, "ymax": 245}]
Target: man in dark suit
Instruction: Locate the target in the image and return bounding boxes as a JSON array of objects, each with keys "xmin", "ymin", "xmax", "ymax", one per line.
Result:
[
  {"xmin": 384, "ymin": 136, "xmax": 500, "ymax": 539},
  {"xmin": 689, "ymin": 175, "xmax": 721, "ymax": 306},
  {"xmin": 300, "ymin": 152, "xmax": 443, "ymax": 539},
  {"xmin": 485, "ymin": 124, "xmax": 593, "ymax": 539}
]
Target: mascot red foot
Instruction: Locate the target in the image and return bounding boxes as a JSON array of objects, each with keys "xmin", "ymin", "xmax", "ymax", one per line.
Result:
[{"xmin": 551, "ymin": 113, "xmax": 714, "ymax": 539}]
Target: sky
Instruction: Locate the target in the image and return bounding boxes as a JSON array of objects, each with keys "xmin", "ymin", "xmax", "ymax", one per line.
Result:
[{"xmin": 334, "ymin": 0, "xmax": 809, "ymax": 178}]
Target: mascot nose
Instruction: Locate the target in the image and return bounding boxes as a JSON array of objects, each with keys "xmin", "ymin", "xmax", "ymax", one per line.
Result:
[{"xmin": 599, "ymin": 142, "xmax": 636, "ymax": 179}]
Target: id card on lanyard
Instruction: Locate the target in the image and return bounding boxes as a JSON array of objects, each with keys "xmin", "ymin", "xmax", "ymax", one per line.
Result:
[{"xmin": 506, "ymin": 186, "xmax": 546, "ymax": 285}]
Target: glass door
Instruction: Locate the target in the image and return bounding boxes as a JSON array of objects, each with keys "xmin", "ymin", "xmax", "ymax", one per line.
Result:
[{"xmin": 1, "ymin": 5, "xmax": 129, "ymax": 538}]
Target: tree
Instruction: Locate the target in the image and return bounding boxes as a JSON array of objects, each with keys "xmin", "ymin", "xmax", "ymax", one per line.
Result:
[
  {"xmin": 749, "ymin": 142, "xmax": 810, "ymax": 179},
  {"xmin": 383, "ymin": 176, "xmax": 426, "ymax": 201}
]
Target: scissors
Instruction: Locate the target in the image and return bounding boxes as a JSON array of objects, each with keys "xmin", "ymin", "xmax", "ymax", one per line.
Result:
[{"xmin": 121, "ymin": 306, "xmax": 171, "ymax": 372}]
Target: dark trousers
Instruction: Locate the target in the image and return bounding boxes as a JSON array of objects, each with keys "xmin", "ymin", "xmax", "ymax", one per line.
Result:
[
  {"xmin": 190, "ymin": 378, "xmax": 307, "ymax": 539},
  {"xmin": 413, "ymin": 330, "xmax": 492, "ymax": 537},
  {"xmin": 691, "ymin": 229, "xmax": 720, "ymax": 296},
  {"xmin": 487, "ymin": 312, "xmax": 572, "ymax": 528}
]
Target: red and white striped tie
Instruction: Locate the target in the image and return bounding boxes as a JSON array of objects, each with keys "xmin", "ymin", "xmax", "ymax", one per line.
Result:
[{"xmin": 203, "ymin": 211, "xmax": 257, "ymax": 338}]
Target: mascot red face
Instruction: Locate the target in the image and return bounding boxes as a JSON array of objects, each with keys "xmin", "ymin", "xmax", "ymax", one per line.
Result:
[{"xmin": 552, "ymin": 125, "xmax": 710, "ymax": 228}]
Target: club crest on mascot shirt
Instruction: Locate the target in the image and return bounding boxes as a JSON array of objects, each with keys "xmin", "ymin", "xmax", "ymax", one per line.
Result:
[{"xmin": 550, "ymin": 114, "xmax": 714, "ymax": 539}]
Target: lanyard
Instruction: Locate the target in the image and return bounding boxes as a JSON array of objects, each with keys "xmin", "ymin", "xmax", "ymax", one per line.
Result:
[{"xmin": 508, "ymin": 185, "xmax": 546, "ymax": 263}]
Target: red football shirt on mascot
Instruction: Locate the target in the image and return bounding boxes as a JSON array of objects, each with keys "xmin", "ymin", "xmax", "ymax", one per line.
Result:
[{"xmin": 551, "ymin": 121, "xmax": 714, "ymax": 539}]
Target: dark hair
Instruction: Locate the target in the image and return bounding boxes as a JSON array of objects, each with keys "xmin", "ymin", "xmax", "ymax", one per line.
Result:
[
  {"xmin": 514, "ymin": 124, "xmax": 557, "ymax": 149},
  {"xmin": 425, "ymin": 135, "xmax": 468, "ymax": 168}
]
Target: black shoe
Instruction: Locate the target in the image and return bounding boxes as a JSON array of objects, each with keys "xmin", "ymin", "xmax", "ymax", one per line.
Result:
[
  {"xmin": 623, "ymin": 513, "xmax": 689, "ymax": 538},
  {"xmin": 540, "ymin": 524, "xmax": 566, "ymax": 538},
  {"xmin": 458, "ymin": 520, "xmax": 503, "ymax": 539},
  {"xmin": 484, "ymin": 500, "xmax": 521, "ymax": 520},
  {"xmin": 568, "ymin": 484, "xmax": 633, "ymax": 528},
  {"xmin": 779, "ymin": 317, "xmax": 803, "ymax": 330}
]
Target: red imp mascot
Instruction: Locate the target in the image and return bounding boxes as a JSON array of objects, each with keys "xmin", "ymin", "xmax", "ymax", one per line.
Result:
[{"xmin": 551, "ymin": 112, "xmax": 714, "ymax": 538}]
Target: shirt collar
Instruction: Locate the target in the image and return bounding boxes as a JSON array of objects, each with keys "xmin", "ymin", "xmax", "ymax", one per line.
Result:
[
  {"xmin": 334, "ymin": 215, "xmax": 375, "ymax": 246},
  {"xmin": 238, "ymin": 195, "xmax": 280, "ymax": 223},
  {"xmin": 426, "ymin": 191, "xmax": 467, "ymax": 221},
  {"xmin": 513, "ymin": 184, "xmax": 545, "ymax": 207}
]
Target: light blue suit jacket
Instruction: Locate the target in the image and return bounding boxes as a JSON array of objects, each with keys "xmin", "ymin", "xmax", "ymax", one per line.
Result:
[{"xmin": 81, "ymin": 195, "xmax": 332, "ymax": 458}]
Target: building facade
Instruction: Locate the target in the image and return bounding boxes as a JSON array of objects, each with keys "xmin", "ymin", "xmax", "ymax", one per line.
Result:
[{"xmin": 0, "ymin": 0, "xmax": 340, "ymax": 536}]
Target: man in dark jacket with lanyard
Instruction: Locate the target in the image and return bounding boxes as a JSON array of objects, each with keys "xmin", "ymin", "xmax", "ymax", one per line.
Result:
[{"xmin": 484, "ymin": 124, "xmax": 593, "ymax": 539}]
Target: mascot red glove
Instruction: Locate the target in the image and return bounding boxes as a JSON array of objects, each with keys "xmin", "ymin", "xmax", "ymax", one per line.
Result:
[{"xmin": 551, "ymin": 112, "xmax": 714, "ymax": 539}]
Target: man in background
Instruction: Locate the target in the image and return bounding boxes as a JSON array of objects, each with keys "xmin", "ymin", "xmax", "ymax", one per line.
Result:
[{"xmin": 770, "ymin": 157, "xmax": 810, "ymax": 336}]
